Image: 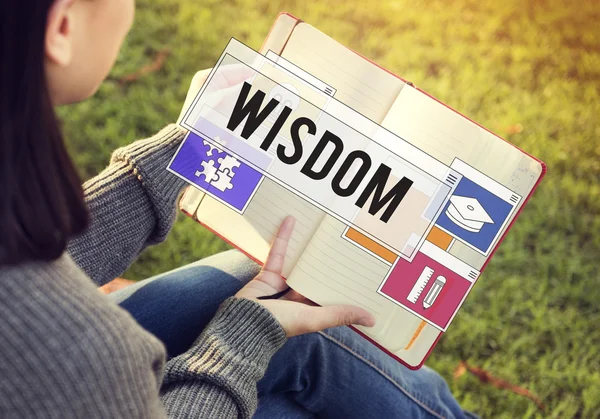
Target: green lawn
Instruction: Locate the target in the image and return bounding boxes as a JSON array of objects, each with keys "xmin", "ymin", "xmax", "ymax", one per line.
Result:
[{"xmin": 58, "ymin": 0, "xmax": 600, "ymax": 417}]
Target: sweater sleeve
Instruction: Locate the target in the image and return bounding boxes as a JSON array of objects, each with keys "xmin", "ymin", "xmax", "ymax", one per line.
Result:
[
  {"xmin": 160, "ymin": 297, "xmax": 287, "ymax": 418},
  {"xmin": 67, "ymin": 125, "xmax": 188, "ymax": 286},
  {"xmin": 0, "ymin": 257, "xmax": 286, "ymax": 418}
]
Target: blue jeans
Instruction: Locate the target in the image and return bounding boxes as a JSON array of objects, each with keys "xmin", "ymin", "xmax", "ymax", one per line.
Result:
[{"xmin": 111, "ymin": 250, "xmax": 475, "ymax": 419}]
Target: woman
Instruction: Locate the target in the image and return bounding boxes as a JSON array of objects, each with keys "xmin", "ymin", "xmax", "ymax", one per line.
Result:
[{"xmin": 0, "ymin": 0, "xmax": 474, "ymax": 417}]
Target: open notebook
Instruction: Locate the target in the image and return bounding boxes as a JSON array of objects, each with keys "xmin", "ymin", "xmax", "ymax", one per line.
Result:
[{"xmin": 176, "ymin": 13, "xmax": 546, "ymax": 369}]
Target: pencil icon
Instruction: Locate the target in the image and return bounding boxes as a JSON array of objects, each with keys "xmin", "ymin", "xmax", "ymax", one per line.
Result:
[{"xmin": 423, "ymin": 276, "xmax": 446, "ymax": 309}]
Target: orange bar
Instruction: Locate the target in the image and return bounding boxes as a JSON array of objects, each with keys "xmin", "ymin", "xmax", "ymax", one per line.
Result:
[
  {"xmin": 405, "ymin": 320, "xmax": 427, "ymax": 350},
  {"xmin": 426, "ymin": 226, "xmax": 453, "ymax": 251},
  {"xmin": 345, "ymin": 228, "xmax": 397, "ymax": 264}
]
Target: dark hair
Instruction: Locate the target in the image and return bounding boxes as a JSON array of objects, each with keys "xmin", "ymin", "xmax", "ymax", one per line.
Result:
[{"xmin": 0, "ymin": 1, "xmax": 88, "ymax": 266}]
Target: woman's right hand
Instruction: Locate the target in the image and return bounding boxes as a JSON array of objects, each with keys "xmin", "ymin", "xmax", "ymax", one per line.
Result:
[
  {"xmin": 235, "ymin": 216, "xmax": 376, "ymax": 338},
  {"xmin": 177, "ymin": 64, "xmax": 255, "ymax": 125}
]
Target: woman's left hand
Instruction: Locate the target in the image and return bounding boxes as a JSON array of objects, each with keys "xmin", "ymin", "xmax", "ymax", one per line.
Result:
[{"xmin": 235, "ymin": 216, "xmax": 376, "ymax": 338}]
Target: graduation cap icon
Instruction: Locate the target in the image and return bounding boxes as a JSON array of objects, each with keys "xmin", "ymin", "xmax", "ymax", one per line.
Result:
[{"xmin": 445, "ymin": 195, "xmax": 494, "ymax": 233}]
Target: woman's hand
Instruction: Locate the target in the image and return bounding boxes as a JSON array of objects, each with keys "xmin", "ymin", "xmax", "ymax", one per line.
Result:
[
  {"xmin": 236, "ymin": 216, "xmax": 376, "ymax": 338},
  {"xmin": 177, "ymin": 68, "xmax": 211, "ymax": 125},
  {"xmin": 177, "ymin": 65, "xmax": 255, "ymax": 125}
]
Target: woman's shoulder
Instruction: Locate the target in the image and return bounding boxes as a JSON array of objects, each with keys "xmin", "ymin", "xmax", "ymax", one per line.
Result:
[
  {"xmin": 0, "ymin": 253, "xmax": 166, "ymax": 375},
  {"xmin": 0, "ymin": 255, "xmax": 167, "ymax": 416}
]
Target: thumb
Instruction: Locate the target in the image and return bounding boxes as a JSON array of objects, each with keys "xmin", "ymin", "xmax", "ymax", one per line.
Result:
[
  {"xmin": 178, "ymin": 69, "xmax": 212, "ymax": 125},
  {"xmin": 205, "ymin": 82, "xmax": 251, "ymax": 115},
  {"xmin": 216, "ymin": 63, "xmax": 256, "ymax": 88},
  {"xmin": 304, "ymin": 305, "xmax": 376, "ymax": 333}
]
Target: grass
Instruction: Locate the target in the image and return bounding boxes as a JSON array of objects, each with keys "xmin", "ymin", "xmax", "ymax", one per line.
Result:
[{"xmin": 58, "ymin": 0, "xmax": 600, "ymax": 417}]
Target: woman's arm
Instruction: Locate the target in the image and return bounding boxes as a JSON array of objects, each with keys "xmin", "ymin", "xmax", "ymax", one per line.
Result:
[
  {"xmin": 67, "ymin": 125, "xmax": 187, "ymax": 286},
  {"xmin": 0, "ymin": 253, "xmax": 284, "ymax": 419},
  {"xmin": 159, "ymin": 218, "xmax": 373, "ymax": 417},
  {"xmin": 67, "ymin": 65, "xmax": 253, "ymax": 286},
  {"xmin": 160, "ymin": 297, "xmax": 287, "ymax": 417}
]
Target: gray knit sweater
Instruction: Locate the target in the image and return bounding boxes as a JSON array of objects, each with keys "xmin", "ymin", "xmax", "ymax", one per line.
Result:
[{"xmin": 0, "ymin": 125, "xmax": 287, "ymax": 418}]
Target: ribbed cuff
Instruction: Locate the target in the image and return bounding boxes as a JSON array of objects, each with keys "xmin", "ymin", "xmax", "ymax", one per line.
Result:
[
  {"xmin": 162, "ymin": 297, "xmax": 287, "ymax": 417},
  {"xmin": 204, "ymin": 297, "xmax": 287, "ymax": 362},
  {"xmin": 110, "ymin": 125, "xmax": 188, "ymax": 241}
]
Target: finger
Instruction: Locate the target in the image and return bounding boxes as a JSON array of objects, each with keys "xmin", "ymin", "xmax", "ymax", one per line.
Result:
[
  {"xmin": 262, "ymin": 216, "xmax": 295, "ymax": 275},
  {"xmin": 185, "ymin": 65, "xmax": 254, "ymax": 122},
  {"xmin": 208, "ymin": 64, "xmax": 255, "ymax": 91},
  {"xmin": 191, "ymin": 68, "xmax": 212, "ymax": 90},
  {"xmin": 178, "ymin": 69, "xmax": 212, "ymax": 125},
  {"xmin": 302, "ymin": 305, "xmax": 376, "ymax": 334},
  {"xmin": 219, "ymin": 63, "xmax": 256, "ymax": 87}
]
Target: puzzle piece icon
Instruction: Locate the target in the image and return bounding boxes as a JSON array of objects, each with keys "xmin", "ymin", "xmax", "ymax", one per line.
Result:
[
  {"xmin": 194, "ymin": 160, "xmax": 218, "ymax": 183},
  {"xmin": 217, "ymin": 155, "xmax": 241, "ymax": 175},
  {"xmin": 202, "ymin": 140, "xmax": 223, "ymax": 157},
  {"xmin": 202, "ymin": 136, "xmax": 227, "ymax": 157},
  {"xmin": 212, "ymin": 170, "xmax": 234, "ymax": 192}
]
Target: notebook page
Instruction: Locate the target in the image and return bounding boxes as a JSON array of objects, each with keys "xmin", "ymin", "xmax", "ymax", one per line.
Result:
[
  {"xmin": 180, "ymin": 187, "xmax": 205, "ymax": 216},
  {"xmin": 286, "ymin": 215, "xmax": 424, "ymax": 351},
  {"xmin": 281, "ymin": 23, "xmax": 404, "ymax": 122},
  {"xmin": 280, "ymin": 24, "xmax": 439, "ymax": 360},
  {"xmin": 381, "ymin": 86, "xmax": 544, "ymax": 269},
  {"xmin": 195, "ymin": 178, "xmax": 324, "ymax": 277},
  {"xmin": 381, "ymin": 86, "xmax": 544, "ymax": 192}
]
